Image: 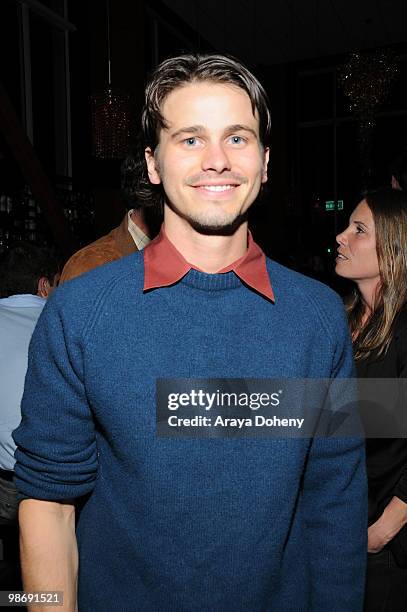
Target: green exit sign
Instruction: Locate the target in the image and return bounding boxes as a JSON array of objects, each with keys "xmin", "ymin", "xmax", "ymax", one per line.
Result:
[{"xmin": 325, "ymin": 200, "xmax": 344, "ymax": 211}]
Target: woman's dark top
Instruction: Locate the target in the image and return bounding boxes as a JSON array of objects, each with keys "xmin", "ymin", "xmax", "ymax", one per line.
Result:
[{"xmin": 356, "ymin": 311, "xmax": 407, "ymax": 564}]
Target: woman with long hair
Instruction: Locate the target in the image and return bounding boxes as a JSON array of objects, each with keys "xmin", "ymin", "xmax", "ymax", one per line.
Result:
[{"xmin": 336, "ymin": 187, "xmax": 407, "ymax": 611}]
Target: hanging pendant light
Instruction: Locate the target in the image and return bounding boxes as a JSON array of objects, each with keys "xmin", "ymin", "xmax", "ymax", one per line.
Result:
[
  {"xmin": 91, "ymin": 0, "xmax": 132, "ymax": 159},
  {"xmin": 338, "ymin": 49, "xmax": 399, "ymax": 186}
]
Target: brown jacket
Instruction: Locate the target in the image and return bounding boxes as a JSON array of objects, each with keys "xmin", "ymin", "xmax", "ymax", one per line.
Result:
[{"xmin": 60, "ymin": 213, "xmax": 138, "ymax": 283}]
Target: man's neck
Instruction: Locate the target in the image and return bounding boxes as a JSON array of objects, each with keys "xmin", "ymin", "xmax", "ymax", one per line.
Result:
[{"xmin": 164, "ymin": 209, "xmax": 248, "ymax": 273}]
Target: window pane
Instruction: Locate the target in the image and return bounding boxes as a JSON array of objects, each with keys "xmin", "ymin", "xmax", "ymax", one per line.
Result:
[
  {"xmin": 298, "ymin": 72, "xmax": 333, "ymax": 122},
  {"xmin": 298, "ymin": 125, "xmax": 333, "ymax": 204},
  {"xmin": 0, "ymin": 2, "xmax": 21, "ymax": 118},
  {"xmin": 30, "ymin": 11, "xmax": 68, "ymax": 178},
  {"xmin": 30, "ymin": 11, "xmax": 56, "ymax": 176}
]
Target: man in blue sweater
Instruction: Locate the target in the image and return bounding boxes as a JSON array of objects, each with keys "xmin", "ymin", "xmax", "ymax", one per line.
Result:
[{"xmin": 13, "ymin": 54, "xmax": 367, "ymax": 611}]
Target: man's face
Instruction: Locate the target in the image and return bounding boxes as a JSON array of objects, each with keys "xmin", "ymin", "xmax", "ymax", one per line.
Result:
[{"xmin": 145, "ymin": 81, "xmax": 269, "ymax": 232}]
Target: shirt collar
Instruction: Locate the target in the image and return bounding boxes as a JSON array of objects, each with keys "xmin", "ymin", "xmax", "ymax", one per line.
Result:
[
  {"xmin": 0, "ymin": 294, "xmax": 46, "ymax": 308},
  {"xmin": 143, "ymin": 226, "xmax": 274, "ymax": 302},
  {"xmin": 127, "ymin": 210, "xmax": 150, "ymax": 250}
]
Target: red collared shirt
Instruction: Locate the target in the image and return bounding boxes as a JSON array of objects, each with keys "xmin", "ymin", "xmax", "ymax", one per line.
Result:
[{"xmin": 143, "ymin": 226, "xmax": 274, "ymax": 302}]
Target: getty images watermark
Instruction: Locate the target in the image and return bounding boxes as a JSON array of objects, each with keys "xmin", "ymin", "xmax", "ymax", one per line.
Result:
[
  {"xmin": 156, "ymin": 378, "xmax": 407, "ymax": 439},
  {"xmin": 166, "ymin": 388, "xmax": 304, "ymax": 430}
]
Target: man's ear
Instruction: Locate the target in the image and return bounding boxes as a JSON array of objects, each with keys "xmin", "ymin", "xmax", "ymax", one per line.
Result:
[
  {"xmin": 261, "ymin": 147, "xmax": 270, "ymax": 184},
  {"xmin": 37, "ymin": 277, "xmax": 51, "ymax": 298},
  {"xmin": 145, "ymin": 147, "xmax": 162, "ymax": 185}
]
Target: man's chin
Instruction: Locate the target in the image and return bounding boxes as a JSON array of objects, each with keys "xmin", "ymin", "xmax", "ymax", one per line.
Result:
[
  {"xmin": 188, "ymin": 214, "xmax": 247, "ymax": 236},
  {"xmin": 164, "ymin": 199, "xmax": 250, "ymax": 235},
  {"xmin": 184, "ymin": 212, "xmax": 248, "ymax": 236}
]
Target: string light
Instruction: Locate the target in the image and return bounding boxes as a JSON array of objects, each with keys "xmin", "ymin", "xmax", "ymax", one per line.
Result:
[
  {"xmin": 338, "ymin": 49, "xmax": 399, "ymax": 183},
  {"xmin": 339, "ymin": 49, "xmax": 399, "ymax": 117}
]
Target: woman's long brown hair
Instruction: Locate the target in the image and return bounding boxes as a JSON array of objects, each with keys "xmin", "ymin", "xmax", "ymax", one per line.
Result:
[{"xmin": 346, "ymin": 188, "xmax": 407, "ymax": 361}]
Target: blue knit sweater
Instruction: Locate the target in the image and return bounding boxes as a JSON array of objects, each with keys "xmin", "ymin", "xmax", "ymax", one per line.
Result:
[{"xmin": 13, "ymin": 252, "xmax": 367, "ymax": 611}]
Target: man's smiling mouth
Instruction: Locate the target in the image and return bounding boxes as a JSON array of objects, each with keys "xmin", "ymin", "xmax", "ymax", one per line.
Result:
[{"xmin": 196, "ymin": 185, "xmax": 237, "ymax": 192}]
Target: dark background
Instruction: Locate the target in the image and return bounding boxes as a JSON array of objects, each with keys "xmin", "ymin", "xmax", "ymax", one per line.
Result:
[{"xmin": 1, "ymin": 0, "xmax": 407, "ymax": 288}]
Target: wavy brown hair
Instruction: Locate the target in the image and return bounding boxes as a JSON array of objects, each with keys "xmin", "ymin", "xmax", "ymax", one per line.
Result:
[
  {"xmin": 347, "ymin": 188, "xmax": 407, "ymax": 361},
  {"xmin": 131, "ymin": 53, "xmax": 271, "ymax": 213}
]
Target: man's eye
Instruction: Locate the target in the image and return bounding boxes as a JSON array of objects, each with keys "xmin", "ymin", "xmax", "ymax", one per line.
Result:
[
  {"xmin": 229, "ymin": 136, "xmax": 245, "ymax": 145},
  {"xmin": 184, "ymin": 137, "xmax": 198, "ymax": 146},
  {"xmin": 356, "ymin": 226, "xmax": 364, "ymax": 233}
]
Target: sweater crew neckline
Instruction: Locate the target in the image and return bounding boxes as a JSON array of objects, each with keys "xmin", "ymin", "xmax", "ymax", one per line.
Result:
[{"xmin": 180, "ymin": 267, "xmax": 243, "ymax": 291}]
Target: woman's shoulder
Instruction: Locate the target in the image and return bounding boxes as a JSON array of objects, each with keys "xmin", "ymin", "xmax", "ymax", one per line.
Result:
[
  {"xmin": 394, "ymin": 308, "xmax": 407, "ymax": 338},
  {"xmin": 356, "ymin": 308, "xmax": 407, "ymax": 374},
  {"xmin": 392, "ymin": 308, "xmax": 407, "ymax": 376}
]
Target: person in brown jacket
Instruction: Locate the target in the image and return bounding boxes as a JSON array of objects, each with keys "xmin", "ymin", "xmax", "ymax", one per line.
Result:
[
  {"xmin": 60, "ymin": 155, "xmax": 160, "ymax": 283},
  {"xmin": 60, "ymin": 208, "xmax": 150, "ymax": 283}
]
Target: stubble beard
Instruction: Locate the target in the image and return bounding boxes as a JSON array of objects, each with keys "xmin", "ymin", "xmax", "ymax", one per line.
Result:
[
  {"xmin": 155, "ymin": 154, "xmax": 256, "ymax": 235},
  {"xmin": 167, "ymin": 199, "xmax": 250, "ymax": 236}
]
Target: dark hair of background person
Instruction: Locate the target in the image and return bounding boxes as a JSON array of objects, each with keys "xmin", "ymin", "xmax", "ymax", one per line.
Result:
[
  {"xmin": 131, "ymin": 53, "xmax": 272, "ymax": 213},
  {"xmin": 120, "ymin": 151, "xmax": 163, "ymax": 235},
  {"xmin": 0, "ymin": 242, "xmax": 61, "ymax": 298},
  {"xmin": 390, "ymin": 150, "xmax": 407, "ymax": 191},
  {"xmin": 346, "ymin": 187, "xmax": 407, "ymax": 360},
  {"xmin": 120, "ymin": 153, "xmax": 141, "ymax": 210}
]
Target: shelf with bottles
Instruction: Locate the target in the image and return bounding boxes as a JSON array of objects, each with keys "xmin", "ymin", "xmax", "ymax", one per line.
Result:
[{"xmin": 0, "ymin": 184, "xmax": 96, "ymax": 255}]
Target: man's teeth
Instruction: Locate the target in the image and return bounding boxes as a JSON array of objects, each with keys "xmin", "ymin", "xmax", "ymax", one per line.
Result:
[
  {"xmin": 337, "ymin": 254, "xmax": 347, "ymax": 259},
  {"xmin": 201, "ymin": 185, "xmax": 235, "ymax": 192}
]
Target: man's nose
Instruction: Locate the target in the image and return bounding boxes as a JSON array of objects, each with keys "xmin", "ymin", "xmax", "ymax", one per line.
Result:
[{"xmin": 201, "ymin": 142, "xmax": 231, "ymax": 173}]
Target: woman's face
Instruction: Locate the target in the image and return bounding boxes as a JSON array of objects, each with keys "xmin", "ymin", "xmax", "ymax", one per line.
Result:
[{"xmin": 335, "ymin": 199, "xmax": 380, "ymax": 286}]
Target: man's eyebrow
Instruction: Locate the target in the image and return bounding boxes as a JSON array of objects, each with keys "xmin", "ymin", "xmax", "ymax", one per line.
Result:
[
  {"xmin": 225, "ymin": 124, "xmax": 258, "ymax": 139},
  {"xmin": 170, "ymin": 124, "xmax": 259, "ymax": 140},
  {"xmin": 170, "ymin": 125, "xmax": 205, "ymax": 139}
]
